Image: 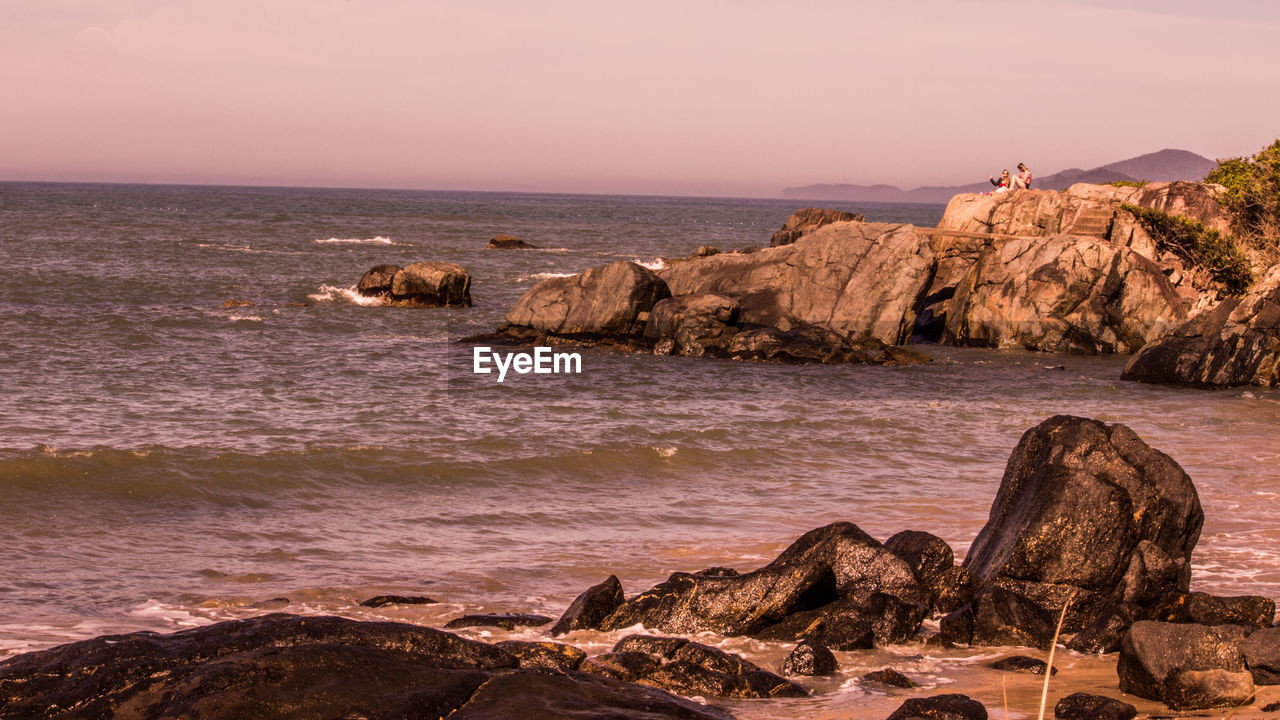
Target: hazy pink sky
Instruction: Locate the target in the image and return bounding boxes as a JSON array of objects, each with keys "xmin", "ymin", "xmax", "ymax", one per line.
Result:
[{"xmin": 4, "ymin": 0, "xmax": 1278, "ymax": 196}]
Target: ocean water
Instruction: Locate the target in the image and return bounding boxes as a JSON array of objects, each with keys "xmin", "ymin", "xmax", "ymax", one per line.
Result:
[{"xmin": 2, "ymin": 182, "xmax": 1279, "ymax": 716}]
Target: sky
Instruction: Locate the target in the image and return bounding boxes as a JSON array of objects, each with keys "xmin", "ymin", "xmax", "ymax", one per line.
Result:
[{"xmin": 3, "ymin": 0, "xmax": 1279, "ymax": 197}]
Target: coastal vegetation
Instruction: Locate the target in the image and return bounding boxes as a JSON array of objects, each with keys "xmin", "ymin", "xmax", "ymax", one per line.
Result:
[
  {"xmin": 1121, "ymin": 203, "xmax": 1253, "ymax": 294},
  {"xmin": 1205, "ymin": 139, "xmax": 1280, "ymax": 260},
  {"xmin": 1103, "ymin": 180, "xmax": 1147, "ymax": 188}
]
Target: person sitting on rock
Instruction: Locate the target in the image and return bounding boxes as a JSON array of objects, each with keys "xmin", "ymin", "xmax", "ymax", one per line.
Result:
[
  {"xmin": 986, "ymin": 169, "xmax": 1012, "ymax": 194},
  {"xmin": 1013, "ymin": 162, "xmax": 1032, "ymax": 189}
]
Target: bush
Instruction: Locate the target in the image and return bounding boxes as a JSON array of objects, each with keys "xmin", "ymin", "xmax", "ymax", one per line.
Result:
[
  {"xmin": 1121, "ymin": 204, "xmax": 1253, "ymax": 295},
  {"xmin": 1205, "ymin": 139, "xmax": 1280, "ymax": 247},
  {"xmin": 1104, "ymin": 180, "xmax": 1147, "ymax": 188}
]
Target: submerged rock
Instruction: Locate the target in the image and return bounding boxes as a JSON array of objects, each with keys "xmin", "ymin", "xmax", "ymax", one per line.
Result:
[
  {"xmin": 884, "ymin": 693, "xmax": 988, "ymax": 720},
  {"xmin": 1117, "ymin": 620, "xmax": 1254, "ymax": 710},
  {"xmin": 863, "ymin": 668, "xmax": 916, "ymax": 688},
  {"xmin": 443, "ymin": 613, "xmax": 554, "ymax": 630},
  {"xmin": 1122, "ymin": 265, "xmax": 1280, "ymax": 388},
  {"xmin": 0, "ymin": 614, "xmax": 733, "ymax": 720},
  {"xmin": 770, "ymin": 208, "xmax": 865, "ymax": 247},
  {"xmin": 487, "ymin": 234, "xmax": 537, "ymax": 249},
  {"xmin": 943, "ymin": 235, "xmax": 1187, "ymax": 354},
  {"xmin": 1053, "ymin": 692, "xmax": 1136, "ymax": 720},
  {"xmin": 959, "ymin": 416, "xmax": 1202, "ymax": 637},
  {"xmin": 359, "ymin": 594, "xmax": 438, "ymax": 608},
  {"xmin": 781, "ymin": 639, "xmax": 838, "ymax": 676},
  {"xmin": 987, "ymin": 655, "xmax": 1056, "ymax": 675}
]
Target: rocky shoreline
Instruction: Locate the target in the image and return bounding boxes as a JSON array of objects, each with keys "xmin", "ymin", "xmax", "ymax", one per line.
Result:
[{"xmin": 3, "ymin": 415, "xmax": 1276, "ymax": 718}]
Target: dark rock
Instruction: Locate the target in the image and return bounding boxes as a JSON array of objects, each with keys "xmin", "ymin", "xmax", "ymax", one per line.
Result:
[
  {"xmin": 782, "ymin": 639, "xmax": 837, "ymax": 676},
  {"xmin": 1066, "ymin": 602, "xmax": 1141, "ymax": 654},
  {"xmin": 592, "ymin": 635, "xmax": 806, "ymax": 700},
  {"xmin": 357, "ymin": 263, "xmax": 401, "ymax": 296},
  {"xmin": 494, "ymin": 641, "xmax": 586, "ymax": 671},
  {"xmin": 943, "ymin": 235, "xmax": 1187, "ymax": 354},
  {"xmin": 389, "ymin": 261, "xmax": 472, "ymax": 307},
  {"xmin": 445, "ymin": 670, "xmax": 736, "ymax": 720},
  {"xmin": 692, "ymin": 245, "xmax": 721, "ymax": 257},
  {"xmin": 863, "ymin": 668, "xmax": 916, "ymax": 688},
  {"xmin": 961, "ymin": 415, "xmax": 1203, "ymax": 633},
  {"xmin": 1123, "ymin": 266, "xmax": 1280, "ymax": 388},
  {"xmin": 507, "ymin": 260, "xmax": 671, "ymax": 339},
  {"xmin": 884, "ymin": 530, "xmax": 966, "ymax": 615},
  {"xmin": 770, "ymin": 207, "xmax": 865, "ymax": 247},
  {"xmin": 550, "ymin": 575, "xmax": 625, "ymax": 636},
  {"xmin": 697, "ymin": 567, "xmax": 739, "ymax": 577},
  {"xmin": 939, "ymin": 586, "xmax": 1056, "ymax": 649},
  {"xmin": 725, "ymin": 324, "xmax": 929, "ymax": 366},
  {"xmin": 1053, "ymin": 692, "xmax": 1137, "ymax": 720},
  {"xmin": 884, "ymin": 693, "xmax": 988, "ymax": 720},
  {"xmin": 581, "ymin": 651, "xmax": 665, "ymax": 682},
  {"xmin": 1264, "ymin": 700, "xmax": 1280, "ymax": 712},
  {"xmin": 250, "ymin": 597, "xmax": 290, "ymax": 609},
  {"xmin": 755, "ymin": 590, "xmax": 924, "ymax": 649},
  {"xmin": 987, "ymin": 655, "xmax": 1056, "ymax": 675},
  {"xmin": 487, "ymin": 234, "xmax": 537, "ymax": 249},
  {"xmin": 1152, "ymin": 592, "xmax": 1276, "ymax": 628},
  {"xmin": 1117, "ymin": 620, "xmax": 1253, "ymax": 709},
  {"xmin": 601, "ymin": 522, "xmax": 927, "ymax": 649},
  {"xmin": 443, "ymin": 613, "xmax": 554, "ymax": 630},
  {"xmin": 646, "ymin": 293, "xmax": 741, "ymax": 357},
  {"xmin": 359, "ymin": 594, "xmax": 438, "ymax": 608},
  {"xmin": 1244, "ymin": 626, "xmax": 1280, "ymax": 685}
]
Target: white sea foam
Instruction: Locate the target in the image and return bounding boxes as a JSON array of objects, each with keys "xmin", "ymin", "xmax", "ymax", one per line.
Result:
[
  {"xmin": 307, "ymin": 284, "xmax": 384, "ymax": 306},
  {"xmin": 228, "ymin": 314, "xmax": 263, "ymax": 323},
  {"xmin": 128, "ymin": 599, "xmax": 214, "ymax": 628},
  {"xmin": 653, "ymin": 446, "xmax": 678, "ymax": 458},
  {"xmin": 516, "ymin": 272, "xmax": 575, "ymax": 282},
  {"xmin": 313, "ymin": 236, "xmax": 401, "ymax": 245},
  {"xmin": 635, "ymin": 257, "xmax": 667, "ymax": 271}
]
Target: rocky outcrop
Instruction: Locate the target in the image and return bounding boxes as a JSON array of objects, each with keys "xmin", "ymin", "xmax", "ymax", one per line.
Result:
[
  {"xmin": 1117, "ymin": 621, "xmax": 1255, "ymax": 710},
  {"xmin": 1150, "ymin": 591, "xmax": 1276, "ymax": 628},
  {"xmin": 884, "ymin": 530, "xmax": 970, "ymax": 615},
  {"xmin": 0, "ymin": 614, "xmax": 732, "ymax": 720},
  {"xmin": 356, "ymin": 262, "xmax": 472, "ymax": 307},
  {"xmin": 942, "ymin": 235, "xmax": 1188, "ymax": 354},
  {"xmin": 948, "ymin": 416, "xmax": 1202, "ymax": 644},
  {"xmin": 938, "ymin": 182, "xmax": 1232, "ymax": 243},
  {"xmin": 487, "ymin": 234, "xmax": 537, "ymax": 249},
  {"xmin": 659, "ymin": 222, "xmax": 936, "ymax": 346},
  {"xmin": 1122, "ymin": 265, "xmax": 1280, "ymax": 388},
  {"xmin": 584, "ymin": 635, "xmax": 807, "ymax": 699},
  {"xmin": 770, "ymin": 208, "xmax": 866, "ymax": 247},
  {"xmin": 566, "ymin": 523, "xmax": 926, "ymax": 649},
  {"xmin": 506, "ymin": 260, "xmax": 670, "ymax": 339}
]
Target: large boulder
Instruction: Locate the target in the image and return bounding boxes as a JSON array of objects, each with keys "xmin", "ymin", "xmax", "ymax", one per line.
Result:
[
  {"xmin": 659, "ymin": 222, "xmax": 936, "ymax": 345},
  {"xmin": 506, "ymin": 260, "xmax": 671, "ymax": 339},
  {"xmin": 1117, "ymin": 621, "xmax": 1254, "ymax": 710},
  {"xmin": 0, "ymin": 614, "xmax": 733, "ymax": 720},
  {"xmin": 884, "ymin": 693, "xmax": 988, "ymax": 720},
  {"xmin": 357, "ymin": 263, "xmax": 402, "ymax": 296},
  {"xmin": 389, "ymin": 261, "xmax": 473, "ymax": 307},
  {"xmin": 957, "ymin": 416, "xmax": 1202, "ymax": 639},
  {"xmin": 1122, "ymin": 265, "xmax": 1280, "ymax": 388},
  {"xmin": 585, "ymin": 635, "xmax": 806, "ymax": 699},
  {"xmin": 588, "ymin": 523, "xmax": 927, "ymax": 648},
  {"xmin": 1244, "ymin": 626, "xmax": 1280, "ymax": 685},
  {"xmin": 942, "ymin": 235, "xmax": 1188, "ymax": 354},
  {"xmin": 551, "ymin": 575, "xmax": 626, "ymax": 636},
  {"xmin": 770, "ymin": 208, "xmax": 865, "ymax": 247}
]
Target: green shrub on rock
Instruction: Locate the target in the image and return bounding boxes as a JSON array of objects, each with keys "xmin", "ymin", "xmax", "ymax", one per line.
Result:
[
  {"xmin": 1205, "ymin": 139, "xmax": 1280, "ymax": 255},
  {"xmin": 1121, "ymin": 204, "xmax": 1253, "ymax": 295}
]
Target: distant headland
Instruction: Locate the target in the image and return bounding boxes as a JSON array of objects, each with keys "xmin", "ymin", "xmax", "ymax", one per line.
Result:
[{"xmin": 783, "ymin": 149, "xmax": 1217, "ymax": 204}]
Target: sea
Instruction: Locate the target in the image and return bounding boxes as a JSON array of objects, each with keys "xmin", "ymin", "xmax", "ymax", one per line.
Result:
[{"xmin": 2, "ymin": 182, "xmax": 1279, "ymax": 717}]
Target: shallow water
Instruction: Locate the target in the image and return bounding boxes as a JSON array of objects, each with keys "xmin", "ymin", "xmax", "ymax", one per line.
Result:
[{"xmin": 1, "ymin": 182, "xmax": 1278, "ymax": 716}]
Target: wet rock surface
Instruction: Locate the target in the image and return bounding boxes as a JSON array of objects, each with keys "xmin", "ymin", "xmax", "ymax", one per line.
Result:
[
  {"xmin": 1053, "ymin": 692, "xmax": 1137, "ymax": 720},
  {"xmin": 359, "ymin": 594, "xmax": 438, "ymax": 608},
  {"xmin": 486, "ymin": 234, "xmax": 537, "ymax": 249},
  {"xmin": 1117, "ymin": 620, "xmax": 1254, "ymax": 709},
  {"xmin": 550, "ymin": 574, "xmax": 626, "ymax": 636},
  {"xmin": 957, "ymin": 415, "xmax": 1202, "ymax": 639},
  {"xmin": 494, "ymin": 640, "xmax": 586, "ymax": 671},
  {"xmin": 582, "ymin": 635, "xmax": 806, "ymax": 699},
  {"xmin": 1245, "ymin": 626, "xmax": 1280, "ymax": 685},
  {"xmin": 442, "ymin": 613, "xmax": 554, "ymax": 630},
  {"xmin": 0, "ymin": 614, "xmax": 733, "ymax": 720},
  {"xmin": 884, "ymin": 693, "xmax": 988, "ymax": 720},
  {"xmin": 863, "ymin": 668, "xmax": 916, "ymax": 688},
  {"xmin": 781, "ymin": 639, "xmax": 837, "ymax": 676},
  {"xmin": 986, "ymin": 655, "xmax": 1056, "ymax": 674}
]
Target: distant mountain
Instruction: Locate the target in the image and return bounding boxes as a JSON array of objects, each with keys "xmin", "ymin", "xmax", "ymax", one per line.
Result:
[{"xmin": 782, "ymin": 149, "xmax": 1218, "ymax": 204}]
